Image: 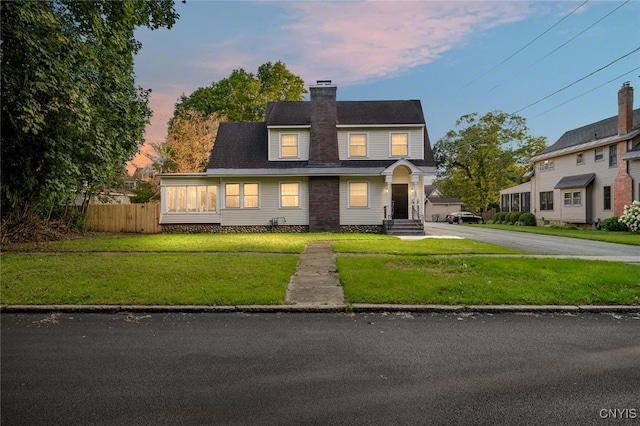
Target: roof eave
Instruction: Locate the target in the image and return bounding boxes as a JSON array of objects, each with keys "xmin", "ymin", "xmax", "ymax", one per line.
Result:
[{"xmin": 530, "ymin": 129, "xmax": 640, "ymax": 163}]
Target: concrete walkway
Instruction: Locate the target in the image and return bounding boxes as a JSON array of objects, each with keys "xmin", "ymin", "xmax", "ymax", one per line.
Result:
[{"xmin": 285, "ymin": 241, "xmax": 345, "ymax": 306}]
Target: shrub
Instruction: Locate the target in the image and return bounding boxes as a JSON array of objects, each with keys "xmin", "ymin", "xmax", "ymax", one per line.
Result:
[
  {"xmin": 519, "ymin": 212, "xmax": 536, "ymax": 226},
  {"xmin": 506, "ymin": 211, "xmax": 522, "ymax": 224},
  {"xmin": 620, "ymin": 200, "xmax": 640, "ymax": 232},
  {"xmin": 600, "ymin": 216, "xmax": 629, "ymax": 232},
  {"xmin": 494, "ymin": 212, "xmax": 506, "ymax": 223}
]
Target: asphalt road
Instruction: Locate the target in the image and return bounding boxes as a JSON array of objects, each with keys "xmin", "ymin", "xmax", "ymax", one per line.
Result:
[
  {"xmin": 2, "ymin": 312, "xmax": 639, "ymax": 425},
  {"xmin": 424, "ymin": 222, "xmax": 640, "ymax": 258}
]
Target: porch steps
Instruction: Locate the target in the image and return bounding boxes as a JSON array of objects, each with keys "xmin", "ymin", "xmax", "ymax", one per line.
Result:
[{"xmin": 386, "ymin": 219, "xmax": 424, "ymax": 236}]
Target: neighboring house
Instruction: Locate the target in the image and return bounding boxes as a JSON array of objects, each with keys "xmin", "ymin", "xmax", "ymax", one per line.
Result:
[
  {"xmin": 423, "ymin": 185, "xmax": 463, "ymax": 222},
  {"xmin": 501, "ymin": 82, "xmax": 640, "ymax": 226},
  {"xmin": 159, "ymin": 81, "xmax": 437, "ymax": 233}
]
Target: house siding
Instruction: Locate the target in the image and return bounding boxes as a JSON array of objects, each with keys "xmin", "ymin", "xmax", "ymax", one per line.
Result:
[
  {"xmin": 338, "ymin": 127, "xmax": 423, "ymax": 160},
  {"xmin": 339, "ymin": 176, "xmax": 386, "ymax": 225},
  {"xmin": 268, "ymin": 128, "xmax": 310, "ymax": 161},
  {"xmin": 219, "ymin": 177, "xmax": 309, "ymax": 226}
]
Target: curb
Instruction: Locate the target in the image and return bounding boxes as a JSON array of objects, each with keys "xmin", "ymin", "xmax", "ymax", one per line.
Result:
[{"xmin": 2, "ymin": 304, "xmax": 639, "ymax": 314}]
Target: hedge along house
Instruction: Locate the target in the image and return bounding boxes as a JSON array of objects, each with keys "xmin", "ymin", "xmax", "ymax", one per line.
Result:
[
  {"xmin": 159, "ymin": 81, "xmax": 437, "ymax": 233},
  {"xmin": 500, "ymin": 82, "xmax": 640, "ymax": 226}
]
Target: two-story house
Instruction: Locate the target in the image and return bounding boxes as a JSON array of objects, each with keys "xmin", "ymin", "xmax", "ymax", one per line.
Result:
[
  {"xmin": 159, "ymin": 81, "xmax": 437, "ymax": 233},
  {"xmin": 500, "ymin": 82, "xmax": 640, "ymax": 226}
]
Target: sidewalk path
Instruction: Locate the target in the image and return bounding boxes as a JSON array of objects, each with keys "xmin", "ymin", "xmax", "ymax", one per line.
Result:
[{"xmin": 286, "ymin": 241, "xmax": 345, "ymax": 306}]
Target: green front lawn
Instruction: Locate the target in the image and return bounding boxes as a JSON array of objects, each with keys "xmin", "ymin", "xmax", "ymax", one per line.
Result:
[
  {"xmin": 338, "ymin": 256, "xmax": 640, "ymax": 305},
  {"xmin": 332, "ymin": 237, "xmax": 523, "ymax": 255},
  {"xmin": 6, "ymin": 232, "xmax": 393, "ymax": 254},
  {"xmin": 1, "ymin": 253, "xmax": 298, "ymax": 305},
  {"xmin": 2, "ymin": 232, "xmax": 638, "ymax": 307},
  {"xmin": 481, "ymin": 224, "xmax": 640, "ymax": 245}
]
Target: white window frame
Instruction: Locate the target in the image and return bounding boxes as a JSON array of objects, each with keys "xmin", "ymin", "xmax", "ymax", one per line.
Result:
[
  {"xmin": 348, "ymin": 181, "xmax": 369, "ymax": 208},
  {"xmin": 279, "ymin": 182, "xmax": 301, "ymax": 209},
  {"xmin": 243, "ymin": 183, "xmax": 259, "ymax": 209},
  {"xmin": 563, "ymin": 191, "xmax": 581, "ymax": 206},
  {"xmin": 576, "ymin": 153, "xmax": 584, "ymax": 165},
  {"xmin": 594, "ymin": 148, "xmax": 604, "ymax": 162},
  {"xmin": 539, "ymin": 160, "xmax": 554, "ymax": 171},
  {"xmin": 390, "ymin": 132, "xmax": 409, "ymax": 157},
  {"xmin": 280, "ymin": 133, "xmax": 299, "ymax": 159},
  {"xmin": 164, "ymin": 185, "xmax": 217, "ymax": 214},
  {"xmin": 224, "ymin": 182, "xmax": 260, "ymax": 209},
  {"xmin": 348, "ymin": 132, "xmax": 368, "ymax": 158}
]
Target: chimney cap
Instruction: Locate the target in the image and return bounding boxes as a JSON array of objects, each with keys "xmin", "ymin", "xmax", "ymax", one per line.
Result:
[{"xmin": 316, "ymin": 80, "xmax": 332, "ymax": 85}]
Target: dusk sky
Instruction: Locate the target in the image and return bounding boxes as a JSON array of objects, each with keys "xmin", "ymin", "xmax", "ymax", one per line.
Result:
[{"xmin": 130, "ymin": 0, "xmax": 639, "ymax": 169}]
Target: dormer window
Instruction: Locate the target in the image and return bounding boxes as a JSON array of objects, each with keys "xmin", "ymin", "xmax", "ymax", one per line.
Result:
[
  {"xmin": 390, "ymin": 133, "xmax": 408, "ymax": 157},
  {"xmin": 349, "ymin": 133, "xmax": 367, "ymax": 157},
  {"xmin": 280, "ymin": 134, "xmax": 299, "ymax": 158}
]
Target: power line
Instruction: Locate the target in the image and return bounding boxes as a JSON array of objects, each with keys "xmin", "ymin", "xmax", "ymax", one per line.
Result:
[
  {"xmin": 512, "ymin": 46, "xmax": 640, "ymax": 114},
  {"xmin": 486, "ymin": 0, "xmax": 629, "ymax": 94},
  {"xmin": 460, "ymin": 0, "xmax": 589, "ymax": 90},
  {"xmin": 530, "ymin": 66, "xmax": 640, "ymax": 119}
]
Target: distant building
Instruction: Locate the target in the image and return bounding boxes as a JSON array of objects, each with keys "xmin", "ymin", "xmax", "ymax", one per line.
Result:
[{"xmin": 501, "ymin": 82, "xmax": 639, "ymax": 226}]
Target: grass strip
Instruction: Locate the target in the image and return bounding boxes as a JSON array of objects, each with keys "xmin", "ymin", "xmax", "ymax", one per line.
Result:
[
  {"xmin": 338, "ymin": 256, "xmax": 640, "ymax": 305},
  {"xmin": 1, "ymin": 253, "xmax": 298, "ymax": 305},
  {"xmin": 332, "ymin": 238, "xmax": 523, "ymax": 255},
  {"xmin": 6, "ymin": 232, "xmax": 393, "ymax": 254},
  {"xmin": 481, "ymin": 224, "xmax": 640, "ymax": 245}
]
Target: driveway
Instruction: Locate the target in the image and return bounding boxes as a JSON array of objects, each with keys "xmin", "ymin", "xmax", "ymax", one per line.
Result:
[{"xmin": 424, "ymin": 222, "xmax": 640, "ymax": 261}]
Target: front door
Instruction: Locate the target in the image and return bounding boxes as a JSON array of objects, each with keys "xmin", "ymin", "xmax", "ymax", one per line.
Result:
[{"xmin": 392, "ymin": 184, "xmax": 408, "ymax": 219}]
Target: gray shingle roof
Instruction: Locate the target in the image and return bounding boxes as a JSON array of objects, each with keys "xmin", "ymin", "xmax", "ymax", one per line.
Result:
[
  {"xmin": 539, "ymin": 109, "xmax": 640, "ymax": 155},
  {"xmin": 265, "ymin": 100, "xmax": 425, "ymax": 126},
  {"xmin": 554, "ymin": 173, "xmax": 596, "ymax": 189},
  {"xmin": 207, "ymin": 122, "xmax": 307, "ymax": 170},
  {"xmin": 209, "ymin": 100, "xmax": 435, "ymax": 170}
]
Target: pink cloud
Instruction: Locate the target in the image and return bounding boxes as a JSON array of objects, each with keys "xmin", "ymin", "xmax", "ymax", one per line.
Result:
[{"xmin": 284, "ymin": 1, "xmax": 533, "ymax": 84}]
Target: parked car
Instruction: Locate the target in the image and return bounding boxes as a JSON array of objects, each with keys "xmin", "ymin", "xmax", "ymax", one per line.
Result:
[{"xmin": 446, "ymin": 211, "xmax": 484, "ymax": 224}]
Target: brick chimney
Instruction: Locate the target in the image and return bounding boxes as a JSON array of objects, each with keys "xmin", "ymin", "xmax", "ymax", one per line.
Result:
[
  {"xmin": 613, "ymin": 82, "xmax": 633, "ymax": 216},
  {"xmin": 618, "ymin": 81, "xmax": 633, "ymax": 134},
  {"xmin": 308, "ymin": 81, "xmax": 341, "ymax": 232},
  {"xmin": 309, "ymin": 80, "xmax": 339, "ymax": 165}
]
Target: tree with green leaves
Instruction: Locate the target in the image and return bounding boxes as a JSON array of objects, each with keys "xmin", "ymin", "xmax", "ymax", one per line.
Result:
[
  {"xmin": 174, "ymin": 61, "xmax": 307, "ymax": 122},
  {"xmin": 155, "ymin": 111, "xmax": 226, "ymax": 173},
  {"xmin": 434, "ymin": 111, "xmax": 546, "ymax": 214},
  {"xmin": 1, "ymin": 0, "xmax": 178, "ymax": 241}
]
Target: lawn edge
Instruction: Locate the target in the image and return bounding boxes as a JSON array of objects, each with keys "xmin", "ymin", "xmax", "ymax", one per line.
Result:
[{"xmin": 3, "ymin": 304, "xmax": 639, "ymax": 314}]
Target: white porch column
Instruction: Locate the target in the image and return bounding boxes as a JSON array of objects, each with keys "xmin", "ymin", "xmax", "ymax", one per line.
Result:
[
  {"xmin": 411, "ymin": 175, "xmax": 419, "ymax": 219},
  {"xmin": 386, "ymin": 176, "xmax": 393, "ymax": 219}
]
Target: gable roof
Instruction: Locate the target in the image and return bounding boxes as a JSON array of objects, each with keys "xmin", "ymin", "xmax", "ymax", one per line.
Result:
[
  {"xmin": 538, "ymin": 109, "xmax": 640, "ymax": 156},
  {"xmin": 265, "ymin": 100, "xmax": 426, "ymax": 126}
]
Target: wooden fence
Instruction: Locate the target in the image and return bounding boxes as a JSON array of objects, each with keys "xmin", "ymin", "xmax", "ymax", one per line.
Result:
[{"xmin": 85, "ymin": 203, "xmax": 161, "ymax": 234}]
